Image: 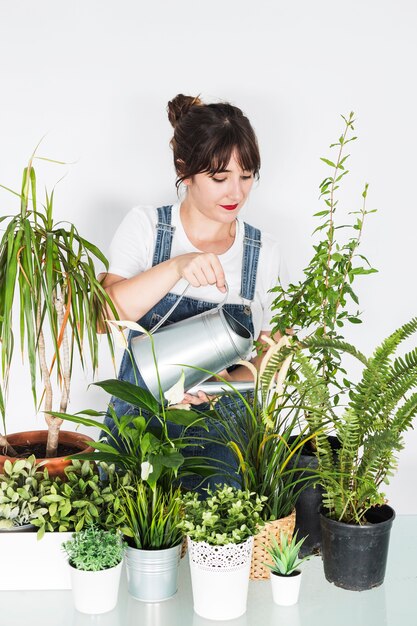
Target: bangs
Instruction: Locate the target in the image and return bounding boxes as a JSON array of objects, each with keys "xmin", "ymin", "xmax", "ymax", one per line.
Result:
[{"xmin": 200, "ymin": 125, "xmax": 260, "ymax": 178}]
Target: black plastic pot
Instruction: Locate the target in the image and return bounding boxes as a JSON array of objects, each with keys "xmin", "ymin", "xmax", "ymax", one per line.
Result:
[
  {"xmin": 289, "ymin": 436, "xmax": 340, "ymax": 557},
  {"xmin": 320, "ymin": 504, "xmax": 396, "ymax": 591}
]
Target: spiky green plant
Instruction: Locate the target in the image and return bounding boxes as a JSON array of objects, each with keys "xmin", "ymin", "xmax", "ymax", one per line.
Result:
[
  {"xmin": 121, "ymin": 480, "xmax": 183, "ymax": 550},
  {"xmin": 264, "ymin": 530, "xmax": 310, "ymax": 576},
  {"xmin": 209, "ymin": 336, "xmax": 321, "ymax": 521},
  {"xmin": 0, "ymin": 148, "xmax": 116, "ymax": 457},
  {"xmin": 297, "ymin": 317, "xmax": 417, "ymax": 524}
]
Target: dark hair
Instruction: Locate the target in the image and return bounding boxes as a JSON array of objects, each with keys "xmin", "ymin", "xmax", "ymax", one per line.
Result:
[{"xmin": 167, "ymin": 94, "xmax": 261, "ymax": 189}]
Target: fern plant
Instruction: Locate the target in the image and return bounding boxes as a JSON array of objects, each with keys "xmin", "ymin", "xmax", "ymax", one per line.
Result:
[{"xmin": 297, "ymin": 317, "xmax": 417, "ymax": 524}]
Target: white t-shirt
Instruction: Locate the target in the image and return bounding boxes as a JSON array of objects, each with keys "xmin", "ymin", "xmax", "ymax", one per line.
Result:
[{"xmin": 108, "ymin": 203, "xmax": 286, "ymax": 339}]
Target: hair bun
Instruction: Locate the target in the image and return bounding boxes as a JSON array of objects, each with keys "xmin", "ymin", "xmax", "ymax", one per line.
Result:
[{"xmin": 167, "ymin": 94, "xmax": 203, "ymax": 128}]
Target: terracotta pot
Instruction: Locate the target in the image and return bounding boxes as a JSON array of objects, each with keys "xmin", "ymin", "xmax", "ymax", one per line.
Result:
[{"xmin": 0, "ymin": 430, "xmax": 95, "ymax": 479}]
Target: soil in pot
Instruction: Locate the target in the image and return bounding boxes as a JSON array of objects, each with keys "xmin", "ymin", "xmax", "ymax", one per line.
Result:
[{"xmin": 0, "ymin": 430, "xmax": 94, "ymax": 479}]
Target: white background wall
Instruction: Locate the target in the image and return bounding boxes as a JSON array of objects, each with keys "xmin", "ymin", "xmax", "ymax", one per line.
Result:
[{"xmin": 0, "ymin": 1, "xmax": 416, "ymax": 511}]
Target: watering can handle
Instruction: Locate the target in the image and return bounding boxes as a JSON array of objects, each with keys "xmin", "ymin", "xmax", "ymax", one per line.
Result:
[{"xmin": 150, "ymin": 282, "xmax": 229, "ymax": 335}]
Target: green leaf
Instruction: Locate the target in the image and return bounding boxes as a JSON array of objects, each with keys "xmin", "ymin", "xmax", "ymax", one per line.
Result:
[
  {"xmin": 320, "ymin": 158, "xmax": 337, "ymax": 168},
  {"xmin": 166, "ymin": 409, "xmax": 208, "ymax": 429},
  {"xmin": 94, "ymin": 379, "xmax": 160, "ymax": 414}
]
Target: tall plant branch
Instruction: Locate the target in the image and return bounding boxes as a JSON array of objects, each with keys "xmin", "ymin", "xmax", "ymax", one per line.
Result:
[{"xmin": 322, "ymin": 113, "xmax": 354, "ymax": 336}]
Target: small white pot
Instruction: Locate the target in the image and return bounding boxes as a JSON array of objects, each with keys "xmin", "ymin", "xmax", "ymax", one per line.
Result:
[
  {"xmin": 270, "ymin": 569, "xmax": 302, "ymax": 606},
  {"xmin": 187, "ymin": 536, "xmax": 253, "ymax": 621},
  {"xmin": 69, "ymin": 560, "xmax": 123, "ymax": 614}
]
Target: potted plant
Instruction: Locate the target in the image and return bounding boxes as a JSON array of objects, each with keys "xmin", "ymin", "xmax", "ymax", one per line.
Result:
[
  {"xmin": 297, "ymin": 316, "xmax": 417, "ymax": 590},
  {"xmin": 51, "ymin": 377, "xmax": 215, "ymax": 487},
  {"xmin": 0, "ymin": 150, "xmax": 115, "ymax": 472},
  {"xmin": 0, "ymin": 456, "xmax": 131, "ymax": 590},
  {"xmin": 120, "ymin": 478, "xmax": 183, "ymax": 602},
  {"xmin": 0, "ymin": 456, "xmax": 47, "ymax": 531},
  {"xmin": 210, "ymin": 335, "xmax": 317, "ymax": 579},
  {"xmin": 179, "ymin": 484, "xmax": 266, "ymax": 621},
  {"xmin": 264, "ymin": 530, "xmax": 310, "ymax": 606},
  {"xmin": 269, "ymin": 112, "xmax": 377, "ymax": 554},
  {"xmin": 62, "ymin": 525, "xmax": 125, "ymax": 614}
]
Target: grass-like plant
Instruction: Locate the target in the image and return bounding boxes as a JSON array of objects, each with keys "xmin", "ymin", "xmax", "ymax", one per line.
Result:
[
  {"xmin": 0, "ymin": 149, "xmax": 116, "ymax": 457},
  {"xmin": 297, "ymin": 317, "xmax": 417, "ymax": 524},
  {"xmin": 264, "ymin": 531, "xmax": 310, "ymax": 576},
  {"xmin": 121, "ymin": 480, "xmax": 183, "ymax": 550},
  {"xmin": 209, "ymin": 336, "xmax": 319, "ymax": 521},
  {"xmin": 62, "ymin": 525, "xmax": 125, "ymax": 571},
  {"xmin": 179, "ymin": 484, "xmax": 266, "ymax": 546}
]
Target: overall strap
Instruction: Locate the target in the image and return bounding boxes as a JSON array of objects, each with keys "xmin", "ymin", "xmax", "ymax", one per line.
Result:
[
  {"xmin": 152, "ymin": 205, "xmax": 175, "ymax": 266},
  {"xmin": 240, "ymin": 222, "xmax": 262, "ymax": 301}
]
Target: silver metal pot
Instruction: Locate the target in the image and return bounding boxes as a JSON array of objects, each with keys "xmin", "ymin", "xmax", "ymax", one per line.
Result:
[{"xmin": 125, "ymin": 543, "xmax": 181, "ymax": 602}]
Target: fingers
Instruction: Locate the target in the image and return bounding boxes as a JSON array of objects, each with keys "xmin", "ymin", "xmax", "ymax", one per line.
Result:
[
  {"xmin": 180, "ymin": 253, "xmax": 226, "ymax": 293},
  {"xmin": 183, "ymin": 391, "xmax": 218, "ymax": 406}
]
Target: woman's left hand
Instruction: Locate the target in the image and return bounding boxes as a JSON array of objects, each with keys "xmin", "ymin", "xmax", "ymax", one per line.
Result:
[{"xmin": 182, "ymin": 391, "xmax": 217, "ymax": 406}]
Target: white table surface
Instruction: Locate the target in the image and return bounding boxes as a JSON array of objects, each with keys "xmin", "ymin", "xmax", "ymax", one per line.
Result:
[{"xmin": 2, "ymin": 514, "xmax": 416, "ymax": 626}]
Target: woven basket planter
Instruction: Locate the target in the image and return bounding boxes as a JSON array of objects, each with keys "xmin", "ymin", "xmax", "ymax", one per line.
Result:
[{"xmin": 250, "ymin": 509, "xmax": 296, "ymax": 580}]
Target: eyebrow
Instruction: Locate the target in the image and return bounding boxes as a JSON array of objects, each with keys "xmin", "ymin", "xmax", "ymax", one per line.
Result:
[{"xmin": 213, "ymin": 168, "xmax": 252, "ymax": 174}]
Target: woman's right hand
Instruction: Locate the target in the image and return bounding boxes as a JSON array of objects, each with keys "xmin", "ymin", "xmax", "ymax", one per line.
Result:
[{"xmin": 174, "ymin": 252, "xmax": 226, "ymax": 293}]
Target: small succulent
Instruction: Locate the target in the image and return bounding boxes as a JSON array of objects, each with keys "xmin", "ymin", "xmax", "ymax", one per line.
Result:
[
  {"xmin": 179, "ymin": 484, "xmax": 266, "ymax": 546},
  {"xmin": 264, "ymin": 531, "xmax": 310, "ymax": 576},
  {"xmin": 0, "ymin": 457, "xmax": 48, "ymax": 529},
  {"xmin": 62, "ymin": 525, "xmax": 126, "ymax": 571}
]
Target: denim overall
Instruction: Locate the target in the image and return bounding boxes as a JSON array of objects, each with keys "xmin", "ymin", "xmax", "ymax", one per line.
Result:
[{"xmin": 104, "ymin": 205, "xmax": 261, "ymax": 490}]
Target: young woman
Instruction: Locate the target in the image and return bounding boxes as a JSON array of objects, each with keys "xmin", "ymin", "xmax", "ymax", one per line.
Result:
[{"xmin": 102, "ymin": 94, "xmax": 285, "ymax": 485}]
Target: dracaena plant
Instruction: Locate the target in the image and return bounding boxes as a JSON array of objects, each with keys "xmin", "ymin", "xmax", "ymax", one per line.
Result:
[
  {"xmin": 296, "ymin": 317, "xmax": 417, "ymax": 524},
  {"xmin": 0, "ymin": 148, "xmax": 116, "ymax": 457},
  {"xmin": 270, "ymin": 112, "xmax": 377, "ymax": 397}
]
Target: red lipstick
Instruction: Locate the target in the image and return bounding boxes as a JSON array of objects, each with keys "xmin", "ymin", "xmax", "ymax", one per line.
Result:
[{"xmin": 220, "ymin": 204, "xmax": 238, "ymax": 211}]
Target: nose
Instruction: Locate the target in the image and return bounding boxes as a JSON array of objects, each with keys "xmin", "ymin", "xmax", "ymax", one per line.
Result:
[{"xmin": 227, "ymin": 177, "xmax": 245, "ymax": 203}]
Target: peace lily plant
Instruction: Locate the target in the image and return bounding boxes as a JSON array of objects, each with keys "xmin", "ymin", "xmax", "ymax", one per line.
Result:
[{"xmin": 51, "ymin": 319, "xmax": 216, "ymax": 487}]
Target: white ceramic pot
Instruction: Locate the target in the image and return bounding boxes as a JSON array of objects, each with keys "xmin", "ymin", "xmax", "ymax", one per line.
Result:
[
  {"xmin": 270, "ymin": 569, "xmax": 302, "ymax": 606},
  {"xmin": 187, "ymin": 536, "xmax": 253, "ymax": 621},
  {"xmin": 69, "ymin": 560, "xmax": 123, "ymax": 614}
]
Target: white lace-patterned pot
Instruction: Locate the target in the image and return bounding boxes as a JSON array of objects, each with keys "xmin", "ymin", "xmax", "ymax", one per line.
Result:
[
  {"xmin": 187, "ymin": 536, "xmax": 254, "ymax": 621},
  {"xmin": 270, "ymin": 569, "xmax": 302, "ymax": 606}
]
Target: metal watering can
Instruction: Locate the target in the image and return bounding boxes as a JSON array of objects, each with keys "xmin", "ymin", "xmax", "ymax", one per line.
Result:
[{"xmin": 130, "ymin": 284, "xmax": 254, "ymax": 402}]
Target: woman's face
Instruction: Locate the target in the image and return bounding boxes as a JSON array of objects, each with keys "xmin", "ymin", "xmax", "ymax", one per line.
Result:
[{"xmin": 184, "ymin": 150, "xmax": 255, "ymax": 224}]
